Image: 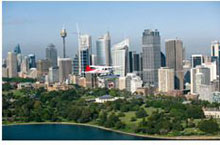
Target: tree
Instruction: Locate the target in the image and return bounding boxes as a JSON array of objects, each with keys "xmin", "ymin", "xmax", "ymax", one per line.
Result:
[
  {"xmin": 135, "ymin": 108, "xmax": 148, "ymax": 118},
  {"xmin": 198, "ymin": 119, "xmax": 219, "ymax": 134}
]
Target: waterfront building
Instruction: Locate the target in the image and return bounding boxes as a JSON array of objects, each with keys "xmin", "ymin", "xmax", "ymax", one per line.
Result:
[
  {"xmin": 112, "ymin": 39, "xmax": 129, "ymax": 77},
  {"xmin": 28, "ymin": 54, "xmax": 36, "ymax": 68},
  {"xmin": 142, "ymin": 29, "xmax": 161, "ymax": 86},
  {"xmin": 166, "ymin": 39, "xmax": 184, "ymax": 90},
  {"xmin": 192, "ymin": 54, "xmax": 204, "ymax": 68},
  {"xmin": 46, "ymin": 43, "xmax": 58, "ymax": 67},
  {"xmin": 58, "ymin": 58, "xmax": 72, "ymax": 83},
  {"xmin": 7, "ymin": 52, "xmax": 18, "ymax": 78},
  {"xmin": 48, "ymin": 66, "xmax": 59, "ymax": 83},
  {"xmin": 158, "ymin": 67, "xmax": 174, "ymax": 92},
  {"xmin": 96, "ymin": 32, "xmax": 111, "ymax": 66}
]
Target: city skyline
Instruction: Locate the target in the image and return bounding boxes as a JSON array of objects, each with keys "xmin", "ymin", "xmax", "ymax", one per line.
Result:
[{"xmin": 3, "ymin": 1, "xmax": 220, "ymax": 59}]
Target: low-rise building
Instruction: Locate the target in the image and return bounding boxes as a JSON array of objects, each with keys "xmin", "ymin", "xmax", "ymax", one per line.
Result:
[
  {"xmin": 95, "ymin": 95, "xmax": 123, "ymax": 103},
  {"xmin": 203, "ymin": 107, "xmax": 220, "ymax": 118},
  {"xmin": 17, "ymin": 82, "xmax": 33, "ymax": 90}
]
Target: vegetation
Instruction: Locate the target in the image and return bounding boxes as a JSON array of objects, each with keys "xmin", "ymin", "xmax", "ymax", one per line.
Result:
[
  {"xmin": 2, "ymin": 85, "xmax": 220, "ymax": 137},
  {"xmin": 3, "ymin": 77, "xmax": 36, "ymax": 83}
]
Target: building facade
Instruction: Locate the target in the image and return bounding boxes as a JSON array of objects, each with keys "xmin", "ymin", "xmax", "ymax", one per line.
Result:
[
  {"xmin": 166, "ymin": 39, "xmax": 184, "ymax": 90},
  {"xmin": 158, "ymin": 67, "xmax": 175, "ymax": 92},
  {"xmin": 46, "ymin": 43, "xmax": 58, "ymax": 67},
  {"xmin": 111, "ymin": 39, "xmax": 129, "ymax": 77},
  {"xmin": 7, "ymin": 52, "xmax": 18, "ymax": 78},
  {"xmin": 142, "ymin": 29, "xmax": 161, "ymax": 86},
  {"xmin": 96, "ymin": 32, "xmax": 111, "ymax": 66},
  {"xmin": 58, "ymin": 58, "xmax": 72, "ymax": 83}
]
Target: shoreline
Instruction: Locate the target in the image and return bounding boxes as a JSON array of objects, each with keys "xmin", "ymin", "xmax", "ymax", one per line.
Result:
[{"xmin": 3, "ymin": 122, "xmax": 220, "ymax": 140}]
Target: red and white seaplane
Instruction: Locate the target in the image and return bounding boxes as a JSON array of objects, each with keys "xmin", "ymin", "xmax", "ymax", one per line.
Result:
[{"xmin": 84, "ymin": 65, "xmax": 120, "ymax": 76}]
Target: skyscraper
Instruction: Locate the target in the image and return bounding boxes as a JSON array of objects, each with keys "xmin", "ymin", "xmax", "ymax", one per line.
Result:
[
  {"xmin": 60, "ymin": 26, "xmax": 67, "ymax": 58},
  {"xmin": 36, "ymin": 59, "xmax": 51, "ymax": 78},
  {"xmin": 142, "ymin": 29, "xmax": 161, "ymax": 86},
  {"xmin": 166, "ymin": 39, "xmax": 184, "ymax": 90},
  {"xmin": 46, "ymin": 43, "xmax": 58, "ymax": 67},
  {"xmin": 161, "ymin": 52, "xmax": 166, "ymax": 67},
  {"xmin": 28, "ymin": 54, "xmax": 36, "ymax": 68},
  {"xmin": 128, "ymin": 51, "xmax": 134, "ymax": 73},
  {"xmin": 133, "ymin": 53, "xmax": 140, "ymax": 72},
  {"xmin": 7, "ymin": 52, "xmax": 18, "ymax": 78},
  {"xmin": 72, "ymin": 54, "xmax": 79, "ymax": 75},
  {"xmin": 192, "ymin": 54, "xmax": 204, "ymax": 68},
  {"xmin": 58, "ymin": 58, "xmax": 72, "ymax": 83},
  {"xmin": 78, "ymin": 34, "xmax": 91, "ymax": 76},
  {"xmin": 13, "ymin": 44, "xmax": 21, "ymax": 54},
  {"xmin": 211, "ymin": 41, "xmax": 220, "ymax": 57},
  {"xmin": 21, "ymin": 56, "xmax": 29, "ymax": 73},
  {"xmin": 112, "ymin": 39, "xmax": 129, "ymax": 77},
  {"xmin": 96, "ymin": 32, "xmax": 111, "ymax": 66},
  {"xmin": 158, "ymin": 67, "xmax": 174, "ymax": 92}
]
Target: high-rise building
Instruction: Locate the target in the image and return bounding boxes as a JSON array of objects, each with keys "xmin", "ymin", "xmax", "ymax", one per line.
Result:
[
  {"xmin": 202, "ymin": 61, "xmax": 217, "ymax": 82},
  {"xmin": 13, "ymin": 44, "xmax": 21, "ymax": 54},
  {"xmin": 36, "ymin": 59, "xmax": 51, "ymax": 78},
  {"xmin": 133, "ymin": 53, "xmax": 140, "ymax": 72},
  {"xmin": 90, "ymin": 54, "xmax": 97, "ymax": 65},
  {"xmin": 17, "ymin": 53, "xmax": 22, "ymax": 72},
  {"xmin": 166, "ymin": 39, "xmax": 184, "ymax": 90},
  {"xmin": 96, "ymin": 32, "xmax": 111, "ymax": 66},
  {"xmin": 128, "ymin": 51, "xmax": 134, "ymax": 73},
  {"xmin": 72, "ymin": 54, "xmax": 79, "ymax": 75},
  {"xmin": 161, "ymin": 52, "xmax": 166, "ymax": 67},
  {"xmin": 191, "ymin": 65, "xmax": 210, "ymax": 94},
  {"xmin": 28, "ymin": 54, "xmax": 36, "ymax": 68},
  {"xmin": 158, "ymin": 67, "xmax": 175, "ymax": 92},
  {"xmin": 211, "ymin": 41, "xmax": 220, "ymax": 57},
  {"xmin": 60, "ymin": 26, "xmax": 67, "ymax": 58},
  {"xmin": 112, "ymin": 39, "xmax": 129, "ymax": 77},
  {"xmin": 192, "ymin": 54, "xmax": 204, "ymax": 68},
  {"xmin": 142, "ymin": 29, "xmax": 161, "ymax": 86},
  {"xmin": 46, "ymin": 43, "xmax": 58, "ymax": 67},
  {"xmin": 21, "ymin": 56, "xmax": 29, "ymax": 73},
  {"xmin": 78, "ymin": 34, "xmax": 91, "ymax": 76},
  {"xmin": 48, "ymin": 66, "xmax": 59, "ymax": 83},
  {"xmin": 58, "ymin": 58, "xmax": 72, "ymax": 83},
  {"xmin": 7, "ymin": 52, "xmax": 18, "ymax": 78}
]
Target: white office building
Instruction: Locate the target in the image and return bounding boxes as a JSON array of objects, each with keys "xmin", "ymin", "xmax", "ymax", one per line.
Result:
[
  {"xmin": 7, "ymin": 52, "xmax": 18, "ymax": 78},
  {"xmin": 158, "ymin": 67, "xmax": 175, "ymax": 92},
  {"xmin": 126, "ymin": 73, "xmax": 143, "ymax": 93},
  {"xmin": 112, "ymin": 39, "xmax": 129, "ymax": 77}
]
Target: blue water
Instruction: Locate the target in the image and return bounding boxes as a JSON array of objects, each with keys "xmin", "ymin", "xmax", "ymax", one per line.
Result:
[{"xmin": 2, "ymin": 124, "xmax": 154, "ymax": 140}]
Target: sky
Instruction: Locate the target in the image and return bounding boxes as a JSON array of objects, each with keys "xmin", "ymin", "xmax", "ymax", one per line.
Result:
[{"xmin": 2, "ymin": 1, "xmax": 220, "ymax": 60}]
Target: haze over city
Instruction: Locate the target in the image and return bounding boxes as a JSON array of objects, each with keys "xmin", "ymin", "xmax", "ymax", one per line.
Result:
[{"xmin": 3, "ymin": 1, "xmax": 220, "ymax": 59}]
